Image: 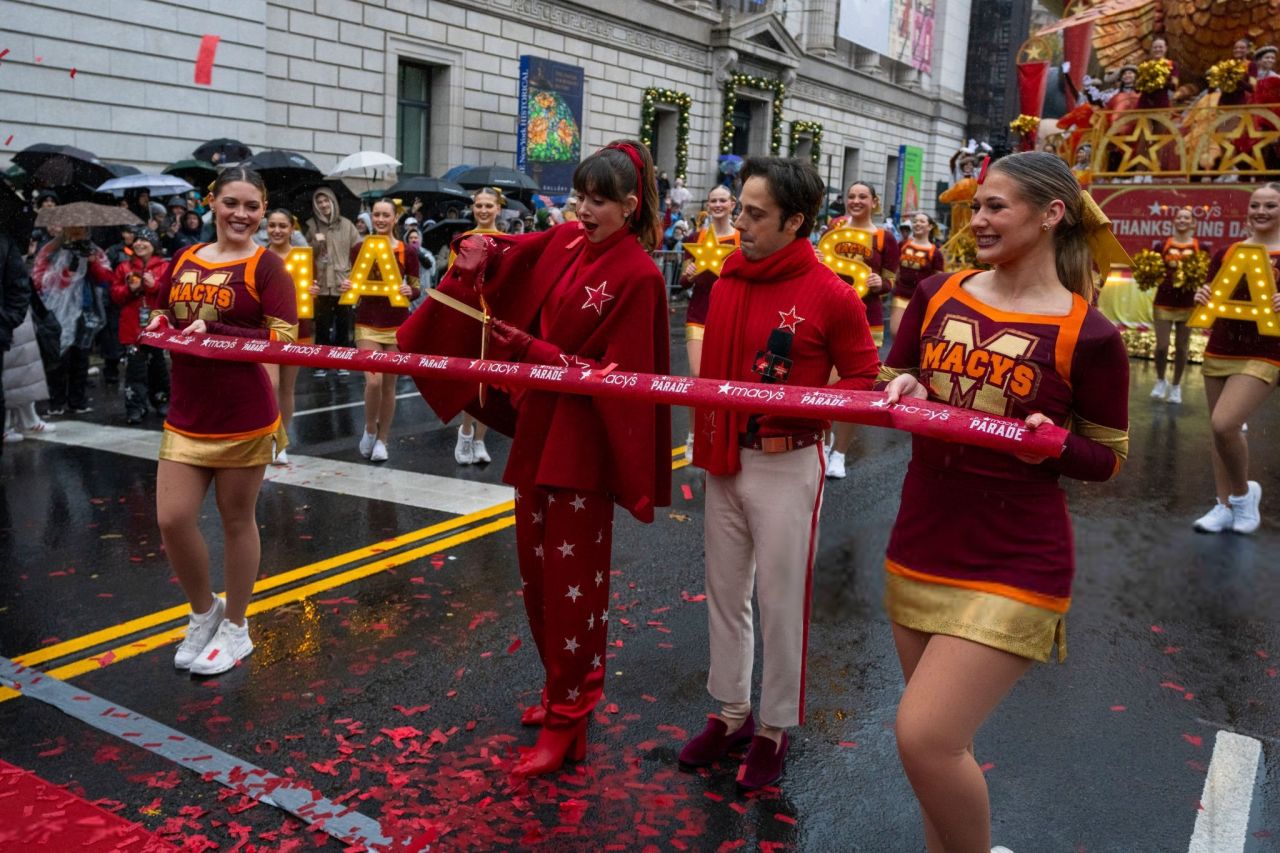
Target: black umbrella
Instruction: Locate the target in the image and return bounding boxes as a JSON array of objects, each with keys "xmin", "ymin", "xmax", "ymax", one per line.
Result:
[
  {"xmin": 451, "ymin": 166, "xmax": 539, "ymax": 194},
  {"xmin": 105, "ymin": 162, "xmax": 142, "ymax": 178},
  {"xmin": 193, "ymin": 138, "xmax": 253, "ymax": 164},
  {"xmin": 164, "ymin": 159, "xmax": 217, "ymax": 188},
  {"xmin": 0, "ymin": 175, "xmax": 33, "ymax": 242},
  {"xmin": 243, "ymin": 150, "xmax": 322, "ymax": 195},
  {"xmin": 12, "ymin": 144, "xmax": 114, "ymax": 192},
  {"xmin": 386, "ymin": 176, "xmax": 471, "ymax": 199},
  {"xmin": 504, "ymin": 198, "xmax": 532, "ymax": 215},
  {"xmin": 420, "ymin": 218, "xmax": 475, "ymax": 254}
]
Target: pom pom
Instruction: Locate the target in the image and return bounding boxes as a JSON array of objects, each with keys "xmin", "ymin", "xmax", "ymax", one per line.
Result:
[
  {"xmin": 1009, "ymin": 114, "xmax": 1041, "ymax": 136},
  {"xmin": 1173, "ymin": 249, "xmax": 1210, "ymax": 291},
  {"xmin": 1135, "ymin": 59, "xmax": 1173, "ymax": 94},
  {"xmin": 1206, "ymin": 59, "xmax": 1248, "ymax": 94},
  {"xmin": 1131, "ymin": 249, "xmax": 1165, "ymax": 291}
]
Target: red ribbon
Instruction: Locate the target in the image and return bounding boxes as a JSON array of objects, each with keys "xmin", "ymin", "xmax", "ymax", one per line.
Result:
[{"xmin": 138, "ymin": 330, "xmax": 1068, "ymax": 459}]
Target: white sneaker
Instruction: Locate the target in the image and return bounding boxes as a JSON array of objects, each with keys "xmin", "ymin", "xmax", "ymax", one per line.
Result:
[
  {"xmin": 2, "ymin": 428, "xmax": 22, "ymax": 443},
  {"xmin": 313, "ymin": 369, "xmax": 328, "ymax": 378},
  {"xmin": 22, "ymin": 419, "xmax": 55, "ymax": 434},
  {"xmin": 272, "ymin": 448, "xmax": 290, "ymax": 466},
  {"xmin": 684, "ymin": 432, "xmax": 694, "ymax": 462},
  {"xmin": 1150, "ymin": 378, "xmax": 1168, "ymax": 400},
  {"xmin": 370, "ymin": 439, "xmax": 388, "ymax": 462},
  {"xmin": 1229, "ymin": 481, "xmax": 1262, "ymax": 534},
  {"xmin": 358, "ymin": 431, "xmax": 376, "ymax": 458},
  {"xmin": 827, "ymin": 449, "xmax": 847, "ymax": 479},
  {"xmin": 174, "ymin": 595, "xmax": 226, "ymax": 669},
  {"xmin": 454, "ymin": 427, "xmax": 475, "ymax": 464},
  {"xmin": 472, "ymin": 439, "xmax": 491, "ymax": 464},
  {"xmin": 189, "ymin": 618, "xmax": 253, "ymax": 676},
  {"xmin": 1168, "ymin": 385, "xmax": 1182, "ymax": 404},
  {"xmin": 992, "ymin": 847, "xmax": 1016, "ymax": 853},
  {"xmin": 1193, "ymin": 501, "xmax": 1234, "ymax": 533}
]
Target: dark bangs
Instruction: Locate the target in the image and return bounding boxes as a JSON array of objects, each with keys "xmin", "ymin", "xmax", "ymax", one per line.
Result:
[{"xmin": 573, "ymin": 149, "xmax": 632, "ymax": 202}]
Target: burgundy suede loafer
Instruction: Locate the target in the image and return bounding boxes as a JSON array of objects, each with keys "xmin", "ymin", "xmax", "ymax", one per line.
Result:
[
  {"xmin": 736, "ymin": 732, "xmax": 788, "ymax": 790},
  {"xmin": 678, "ymin": 713, "xmax": 755, "ymax": 768}
]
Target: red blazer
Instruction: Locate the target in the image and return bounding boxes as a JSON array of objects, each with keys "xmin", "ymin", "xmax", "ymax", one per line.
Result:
[
  {"xmin": 399, "ymin": 223, "xmax": 672, "ymax": 522},
  {"xmin": 111, "ymin": 255, "xmax": 170, "ymax": 344}
]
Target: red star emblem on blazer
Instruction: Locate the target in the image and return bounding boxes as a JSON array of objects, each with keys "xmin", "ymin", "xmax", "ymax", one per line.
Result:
[
  {"xmin": 777, "ymin": 305, "xmax": 804, "ymax": 333},
  {"xmin": 582, "ymin": 281, "xmax": 614, "ymax": 315}
]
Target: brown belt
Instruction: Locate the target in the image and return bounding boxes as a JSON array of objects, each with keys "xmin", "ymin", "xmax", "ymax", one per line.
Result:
[{"xmin": 738, "ymin": 431, "xmax": 825, "ymax": 454}]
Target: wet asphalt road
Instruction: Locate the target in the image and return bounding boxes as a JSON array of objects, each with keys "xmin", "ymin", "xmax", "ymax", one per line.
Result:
[{"xmin": 0, "ymin": 306, "xmax": 1277, "ymax": 852}]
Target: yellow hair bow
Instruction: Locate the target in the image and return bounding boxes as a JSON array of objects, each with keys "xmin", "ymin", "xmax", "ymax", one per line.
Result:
[{"xmin": 1081, "ymin": 191, "xmax": 1132, "ymax": 273}]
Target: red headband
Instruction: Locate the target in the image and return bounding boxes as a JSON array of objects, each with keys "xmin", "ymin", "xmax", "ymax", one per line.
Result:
[{"xmin": 603, "ymin": 143, "xmax": 645, "ymax": 221}]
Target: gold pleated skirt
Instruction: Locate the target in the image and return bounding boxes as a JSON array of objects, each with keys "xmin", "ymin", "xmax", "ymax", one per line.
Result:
[
  {"xmin": 354, "ymin": 324, "xmax": 400, "ymax": 346},
  {"xmin": 885, "ymin": 571, "xmax": 1067, "ymax": 663},
  {"xmin": 1201, "ymin": 355, "xmax": 1279, "ymax": 385},
  {"xmin": 159, "ymin": 420, "xmax": 287, "ymax": 468},
  {"xmin": 1152, "ymin": 306, "xmax": 1192, "ymax": 323}
]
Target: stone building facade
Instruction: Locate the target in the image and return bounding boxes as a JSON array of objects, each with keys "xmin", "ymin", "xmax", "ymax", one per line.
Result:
[{"xmin": 1, "ymin": 0, "xmax": 971, "ymax": 216}]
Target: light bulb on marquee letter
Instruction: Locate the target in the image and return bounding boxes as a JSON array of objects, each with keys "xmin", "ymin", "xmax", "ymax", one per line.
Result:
[
  {"xmin": 818, "ymin": 227, "xmax": 875, "ymax": 298},
  {"xmin": 283, "ymin": 247, "xmax": 314, "ymax": 319},
  {"xmin": 1186, "ymin": 243, "xmax": 1279, "ymax": 337},
  {"xmin": 340, "ymin": 235, "xmax": 410, "ymax": 308}
]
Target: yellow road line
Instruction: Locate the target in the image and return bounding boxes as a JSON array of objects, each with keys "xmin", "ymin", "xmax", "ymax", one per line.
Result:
[
  {"xmin": 13, "ymin": 501, "xmax": 514, "ymax": 669},
  {"xmin": 0, "ymin": 516, "xmax": 517, "ymax": 704}
]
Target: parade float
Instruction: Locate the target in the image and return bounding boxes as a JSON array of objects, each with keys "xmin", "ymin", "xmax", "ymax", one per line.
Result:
[{"xmin": 1008, "ymin": 0, "xmax": 1280, "ymax": 356}]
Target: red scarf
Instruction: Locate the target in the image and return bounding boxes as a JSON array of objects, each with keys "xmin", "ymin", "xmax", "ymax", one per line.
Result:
[{"xmin": 696, "ymin": 236, "xmax": 821, "ymax": 476}]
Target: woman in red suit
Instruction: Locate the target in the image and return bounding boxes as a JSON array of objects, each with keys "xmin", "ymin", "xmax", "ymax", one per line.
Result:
[{"xmin": 399, "ymin": 140, "xmax": 671, "ymax": 777}]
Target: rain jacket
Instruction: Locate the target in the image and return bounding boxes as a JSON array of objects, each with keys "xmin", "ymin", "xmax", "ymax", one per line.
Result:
[{"xmin": 305, "ymin": 187, "xmax": 360, "ymax": 297}]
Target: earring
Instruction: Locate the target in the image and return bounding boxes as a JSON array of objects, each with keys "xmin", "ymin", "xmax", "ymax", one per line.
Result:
[{"xmin": 1041, "ymin": 222, "xmax": 1051, "ymax": 231}]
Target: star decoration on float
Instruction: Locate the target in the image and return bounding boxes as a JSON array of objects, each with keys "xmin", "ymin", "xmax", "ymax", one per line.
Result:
[
  {"xmin": 566, "ymin": 584, "xmax": 582, "ymax": 602},
  {"xmin": 558, "ymin": 540, "xmax": 576, "ymax": 558},
  {"xmin": 682, "ymin": 227, "xmax": 737, "ymax": 276},
  {"xmin": 564, "ymin": 636, "xmax": 580, "ymax": 653},
  {"xmin": 570, "ymin": 494, "xmax": 586, "ymax": 512},
  {"xmin": 582, "ymin": 281, "xmax": 614, "ymax": 315},
  {"xmin": 1107, "ymin": 116, "xmax": 1175, "ymax": 175},
  {"xmin": 1218, "ymin": 120, "xmax": 1280, "ymax": 172},
  {"xmin": 778, "ymin": 306, "xmax": 805, "ymax": 333}
]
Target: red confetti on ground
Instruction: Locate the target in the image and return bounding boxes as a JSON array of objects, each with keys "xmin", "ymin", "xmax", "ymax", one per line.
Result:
[
  {"xmin": 680, "ymin": 591, "xmax": 706, "ymax": 603},
  {"xmin": 1257, "ymin": 649, "xmax": 1270, "ymax": 659},
  {"xmin": 506, "ymin": 637, "xmax": 522, "ymax": 654},
  {"xmin": 774, "ymin": 813, "xmax": 796, "ymax": 825},
  {"xmin": 681, "ymin": 484, "xmax": 693, "ymax": 501},
  {"xmin": 1159, "ymin": 681, "xmax": 1186, "ymax": 692},
  {"xmin": 1110, "ymin": 705, "xmax": 1126, "ymax": 712},
  {"xmin": 727, "ymin": 801, "xmax": 747, "ymax": 815},
  {"xmin": 1163, "ymin": 646, "xmax": 1181, "ymax": 655},
  {"xmin": 838, "ymin": 740, "xmax": 859, "ymax": 748},
  {"xmin": 979, "ymin": 762, "xmax": 995, "ymax": 773},
  {"xmin": 95, "ymin": 650, "xmax": 116, "ymax": 667},
  {"xmin": 1150, "ymin": 625, "xmax": 1164, "ymax": 634},
  {"xmin": 0, "ymin": 759, "xmax": 178, "ymax": 851},
  {"xmin": 1182, "ymin": 734, "xmax": 1203, "ymax": 748}
]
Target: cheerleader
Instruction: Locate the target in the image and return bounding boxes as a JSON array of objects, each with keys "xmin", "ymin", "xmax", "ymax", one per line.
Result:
[
  {"xmin": 260, "ymin": 209, "xmax": 311, "ymax": 464},
  {"xmin": 453, "ymin": 187, "xmax": 504, "ymax": 466},
  {"xmin": 1137, "ymin": 36, "xmax": 1179, "ymax": 109},
  {"xmin": 880, "ymin": 152, "xmax": 1129, "ymax": 850},
  {"xmin": 892, "ymin": 212, "xmax": 944, "ymax": 339},
  {"xmin": 1191, "ymin": 182, "xmax": 1280, "ymax": 534},
  {"xmin": 342, "ymin": 199, "xmax": 421, "ymax": 463},
  {"xmin": 823, "ymin": 180, "xmax": 899, "ymax": 479},
  {"xmin": 1150, "ymin": 206, "xmax": 1206, "ymax": 404},
  {"xmin": 681, "ymin": 185, "xmax": 739, "ymax": 454},
  {"xmin": 144, "ymin": 167, "xmax": 299, "ymax": 676},
  {"xmin": 1215, "ymin": 38, "xmax": 1255, "ymax": 107}
]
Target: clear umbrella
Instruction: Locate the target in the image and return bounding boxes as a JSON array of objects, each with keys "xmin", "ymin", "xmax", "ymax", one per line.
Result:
[
  {"xmin": 327, "ymin": 151, "xmax": 401, "ymax": 196},
  {"xmin": 96, "ymin": 174, "xmax": 196, "ymax": 197}
]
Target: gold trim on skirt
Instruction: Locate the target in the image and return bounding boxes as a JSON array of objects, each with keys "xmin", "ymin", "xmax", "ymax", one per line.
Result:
[
  {"xmin": 684, "ymin": 323, "xmax": 705, "ymax": 342},
  {"xmin": 871, "ymin": 327, "xmax": 884, "ymax": 347},
  {"xmin": 1201, "ymin": 356, "xmax": 1280, "ymax": 385},
  {"xmin": 885, "ymin": 572, "xmax": 1066, "ymax": 663},
  {"xmin": 160, "ymin": 421, "xmax": 287, "ymax": 468},
  {"xmin": 1152, "ymin": 306, "xmax": 1192, "ymax": 323},
  {"xmin": 891, "ymin": 295, "xmax": 911, "ymax": 311},
  {"xmin": 355, "ymin": 324, "xmax": 401, "ymax": 346}
]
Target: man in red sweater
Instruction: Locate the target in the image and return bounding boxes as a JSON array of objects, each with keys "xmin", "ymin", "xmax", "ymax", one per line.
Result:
[{"xmin": 681, "ymin": 157, "xmax": 880, "ymax": 790}]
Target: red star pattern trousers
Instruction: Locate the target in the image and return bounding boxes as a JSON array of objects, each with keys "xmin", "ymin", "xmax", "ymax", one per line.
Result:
[{"xmin": 514, "ymin": 485, "xmax": 614, "ymax": 731}]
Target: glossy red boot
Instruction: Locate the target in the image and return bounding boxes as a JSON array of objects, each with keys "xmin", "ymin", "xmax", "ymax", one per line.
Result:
[{"xmin": 512, "ymin": 721, "xmax": 587, "ymax": 777}]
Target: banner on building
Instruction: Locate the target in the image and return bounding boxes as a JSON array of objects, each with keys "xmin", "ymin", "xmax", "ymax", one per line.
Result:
[
  {"xmin": 895, "ymin": 144, "xmax": 924, "ymax": 217},
  {"xmin": 517, "ymin": 56, "xmax": 585, "ymax": 195},
  {"xmin": 838, "ymin": 0, "xmax": 933, "ymax": 73}
]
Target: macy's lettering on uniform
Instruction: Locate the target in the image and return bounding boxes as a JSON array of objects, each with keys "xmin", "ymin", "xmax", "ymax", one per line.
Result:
[
  {"xmin": 922, "ymin": 316, "xmax": 1041, "ymax": 416},
  {"xmin": 170, "ymin": 269, "xmax": 235, "ymax": 321}
]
